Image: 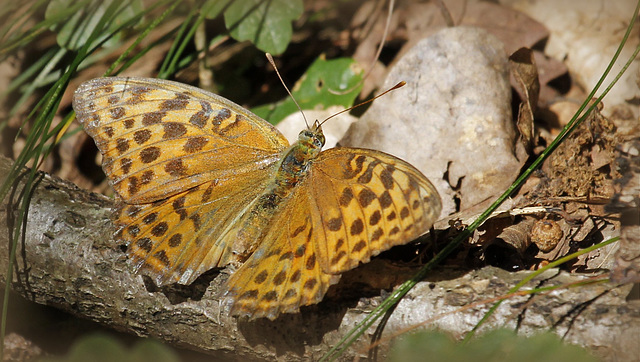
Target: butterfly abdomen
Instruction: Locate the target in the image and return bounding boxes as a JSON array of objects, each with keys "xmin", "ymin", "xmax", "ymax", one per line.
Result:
[{"xmin": 231, "ymin": 192, "xmax": 282, "ymax": 259}]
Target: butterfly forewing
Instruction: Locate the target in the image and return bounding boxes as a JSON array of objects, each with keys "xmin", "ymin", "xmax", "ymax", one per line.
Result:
[
  {"xmin": 310, "ymin": 148, "xmax": 442, "ymax": 274},
  {"xmin": 73, "ymin": 77, "xmax": 289, "ymax": 204}
]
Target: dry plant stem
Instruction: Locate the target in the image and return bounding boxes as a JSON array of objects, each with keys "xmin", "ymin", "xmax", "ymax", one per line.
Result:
[
  {"xmin": 0, "ymin": 154, "xmax": 638, "ymax": 361},
  {"xmin": 434, "ymin": 0, "xmax": 454, "ymax": 26}
]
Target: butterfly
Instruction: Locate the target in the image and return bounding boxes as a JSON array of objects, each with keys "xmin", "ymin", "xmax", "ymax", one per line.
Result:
[{"xmin": 72, "ymin": 77, "xmax": 442, "ymax": 320}]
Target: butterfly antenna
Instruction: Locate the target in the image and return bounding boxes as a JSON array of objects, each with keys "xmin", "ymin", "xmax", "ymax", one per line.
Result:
[
  {"xmin": 266, "ymin": 53, "xmax": 310, "ymax": 129},
  {"xmin": 319, "ymin": 81, "xmax": 406, "ymax": 127}
]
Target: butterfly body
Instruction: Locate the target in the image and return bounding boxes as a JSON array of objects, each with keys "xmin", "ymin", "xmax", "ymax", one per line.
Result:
[
  {"xmin": 73, "ymin": 77, "xmax": 441, "ymax": 320},
  {"xmin": 273, "ymin": 127, "xmax": 325, "ymax": 193}
]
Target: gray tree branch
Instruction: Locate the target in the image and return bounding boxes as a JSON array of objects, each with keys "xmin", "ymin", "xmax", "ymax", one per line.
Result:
[{"xmin": 1, "ymin": 155, "xmax": 638, "ymax": 361}]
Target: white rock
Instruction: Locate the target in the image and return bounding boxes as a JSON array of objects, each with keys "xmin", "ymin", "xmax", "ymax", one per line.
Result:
[{"xmin": 341, "ymin": 27, "xmax": 520, "ymax": 216}]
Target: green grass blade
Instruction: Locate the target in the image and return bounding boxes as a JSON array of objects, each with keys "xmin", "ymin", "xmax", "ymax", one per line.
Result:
[
  {"xmin": 157, "ymin": 6, "xmax": 197, "ymax": 78},
  {"xmin": 0, "ymin": 0, "xmax": 49, "ymax": 45},
  {"xmin": 9, "ymin": 48, "xmax": 68, "ymax": 123}
]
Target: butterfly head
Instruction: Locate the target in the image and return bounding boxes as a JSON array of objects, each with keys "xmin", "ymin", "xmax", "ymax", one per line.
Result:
[{"xmin": 297, "ymin": 121, "xmax": 325, "ymax": 153}]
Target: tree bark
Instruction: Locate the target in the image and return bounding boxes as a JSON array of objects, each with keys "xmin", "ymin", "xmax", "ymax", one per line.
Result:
[{"xmin": 1, "ymin": 155, "xmax": 638, "ymax": 361}]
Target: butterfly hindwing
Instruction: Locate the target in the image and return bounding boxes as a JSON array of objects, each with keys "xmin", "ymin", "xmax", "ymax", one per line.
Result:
[
  {"xmin": 117, "ymin": 172, "xmax": 271, "ymax": 286},
  {"xmin": 225, "ymin": 184, "xmax": 339, "ymax": 320}
]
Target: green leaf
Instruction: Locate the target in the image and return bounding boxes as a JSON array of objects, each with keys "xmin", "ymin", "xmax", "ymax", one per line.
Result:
[
  {"xmin": 252, "ymin": 56, "xmax": 363, "ymax": 124},
  {"xmin": 45, "ymin": 0, "xmax": 143, "ymax": 50},
  {"xmin": 388, "ymin": 329, "xmax": 598, "ymax": 362},
  {"xmin": 42, "ymin": 333, "xmax": 179, "ymax": 362},
  {"xmin": 224, "ymin": 0, "xmax": 303, "ymax": 54},
  {"xmin": 44, "ymin": 334, "xmax": 127, "ymax": 362},
  {"xmin": 129, "ymin": 339, "xmax": 180, "ymax": 362}
]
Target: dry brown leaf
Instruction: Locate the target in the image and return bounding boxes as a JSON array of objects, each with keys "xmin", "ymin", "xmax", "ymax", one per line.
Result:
[{"xmin": 510, "ymin": 47, "xmax": 540, "ymax": 155}]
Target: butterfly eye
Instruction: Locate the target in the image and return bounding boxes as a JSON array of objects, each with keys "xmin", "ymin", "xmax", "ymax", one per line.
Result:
[
  {"xmin": 298, "ymin": 129, "xmax": 314, "ymax": 142},
  {"xmin": 315, "ymin": 132, "xmax": 325, "ymax": 148}
]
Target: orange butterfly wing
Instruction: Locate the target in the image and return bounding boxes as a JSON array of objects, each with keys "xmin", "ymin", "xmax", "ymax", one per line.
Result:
[
  {"xmin": 226, "ymin": 147, "xmax": 441, "ymax": 319},
  {"xmin": 309, "ymin": 148, "xmax": 442, "ymax": 273},
  {"xmin": 73, "ymin": 77, "xmax": 289, "ymax": 285},
  {"xmin": 74, "ymin": 77, "xmax": 288, "ymax": 204},
  {"xmin": 225, "ymin": 183, "xmax": 339, "ymax": 319}
]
